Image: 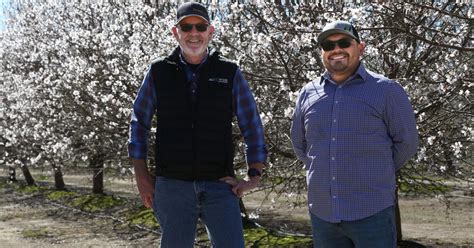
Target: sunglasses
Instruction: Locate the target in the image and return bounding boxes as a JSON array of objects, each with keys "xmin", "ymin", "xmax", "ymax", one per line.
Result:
[
  {"xmin": 320, "ymin": 38, "xmax": 353, "ymax": 51},
  {"xmin": 178, "ymin": 23, "xmax": 209, "ymax": 32}
]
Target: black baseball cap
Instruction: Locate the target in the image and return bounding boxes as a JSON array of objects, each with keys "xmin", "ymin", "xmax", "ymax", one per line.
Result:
[
  {"xmin": 317, "ymin": 20, "xmax": 360, "ymax": 44},
  {"xmin": 176, "ymin": 2, "xmax": 210, "ymax": 24}
]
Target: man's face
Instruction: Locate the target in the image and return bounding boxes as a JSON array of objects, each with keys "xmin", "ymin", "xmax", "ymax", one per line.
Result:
[
  {"xmin": 172, "ymin": 16, "xmax": 214, "ymax": 64},
  {"xmin": 321, "ymin": 33, "xmax": 365, "ymax": 78}
]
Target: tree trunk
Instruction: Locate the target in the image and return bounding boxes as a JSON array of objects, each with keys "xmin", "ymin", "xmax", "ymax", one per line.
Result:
[
  {"xmin": 239, "ymin": 198, "xmax": 248, "ymax": 218},
  {"xmin": 20, "ymin": 164, "xmax": 35, "ymax": 186},
  {"xmin": 395, "ymin": 186, "xmax": 403, "ymax": 243},
  {"xmin": 90, "ymin": 154, "xmax": 104, "ymax": 194},
  {"xmin": 52, "ymin": 164, "xmax": 65, "ymax": 190},
  {"xmin": 239, "ymin": 198, "xmax": 258, "ymax": 228},
  {"xmin": 7, "ymin": 166, "xmax": 16, "ymax": 183}
]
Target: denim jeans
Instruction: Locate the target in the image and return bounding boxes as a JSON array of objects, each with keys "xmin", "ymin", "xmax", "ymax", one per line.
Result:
[
  {"xmin": 152, "ymin": 176, "xmax": 244, "ymax": 248},
  {"xmin": 310, "ymin": 206, "xmax": 396, "ymax": 248}
]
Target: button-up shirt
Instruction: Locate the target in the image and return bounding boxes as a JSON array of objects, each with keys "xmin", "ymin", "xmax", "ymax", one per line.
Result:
[
  {"xmin": 290, "ymin": 63, "xmax": 418, "ymax": 223},
  {"xmin": 129, "ymin": 52, "xmax": 267, "ymax": 166}
]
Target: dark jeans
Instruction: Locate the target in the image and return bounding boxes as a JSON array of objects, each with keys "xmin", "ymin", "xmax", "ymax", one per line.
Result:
[{"xmin": 310, "ymin": 206, "xmax": 397, "ymax": 248}]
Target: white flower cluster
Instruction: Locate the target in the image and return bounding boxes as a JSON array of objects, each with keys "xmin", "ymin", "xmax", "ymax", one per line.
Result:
[{"xmin": 0, "ymin": 2, "xmax": 471, "ymax": 188}]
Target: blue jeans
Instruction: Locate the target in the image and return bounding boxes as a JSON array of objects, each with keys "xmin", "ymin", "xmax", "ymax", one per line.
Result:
[
  {"xmin": 152, "ymin": 176, "xmax": 244, "ymax": 248},
  {"xmin": 310, "ymin": 206, "xmax": 396, "ymax": 248}
]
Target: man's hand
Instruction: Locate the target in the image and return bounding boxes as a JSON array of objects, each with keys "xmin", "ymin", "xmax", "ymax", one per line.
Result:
[
  {"xmin": 132, "ymin": 159, "xmax": 155, "ymax": 208},
  {"xmin": 220, "ymin": 176, "xmax": 261, "ymax": 197}
]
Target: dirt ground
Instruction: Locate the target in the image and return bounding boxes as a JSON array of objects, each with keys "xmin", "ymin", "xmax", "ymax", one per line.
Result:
[
  {"xmin": 244, "ymin": 190, "xmax": 474, "ymax": 248},
  {"xmin": 0, "ymin": 183, "xmax": 159, "ymax": 247},
  {"xmin": 0, "ymin": 170, "xmax": 473, "ymax": 247}
]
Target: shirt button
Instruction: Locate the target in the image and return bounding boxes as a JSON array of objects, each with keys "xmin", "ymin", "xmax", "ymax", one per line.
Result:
[
  {"xmin": 335, "ymin": 101, "xmax": 339, "ymax": 104},
  {"xmin": 333, "ymin": 119, "xmax": 337, "ymax": 122},
  {"xmin": 332, "ymin": 196, "xmax": 337, "ymax": 199},
  {"xmin": 332, "ymin": 138, "xmax": 336, "ymax": 141},
  {"xmin": 332, "ymin": 177, "xmax": 336, "ymax": 180},
  {"xmin": 331, "ymin": 157, "xmax": 335, "ymax": 160}
]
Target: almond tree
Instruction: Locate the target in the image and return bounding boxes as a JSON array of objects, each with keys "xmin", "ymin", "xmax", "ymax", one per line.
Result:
[
  {"xmin": 213, "ymin": 1, "xmax": 472, "ymax": 240},
  {"xmin": 0, "ymin": 10, "xmax": 40, "ymax": 187},
  {"xmin": 1, "ymin": 2, "xmax": 471, "ymax": 236},
  {"xmin": 1, "ymin": 0, "xmax": 176, "ymax": 192}
]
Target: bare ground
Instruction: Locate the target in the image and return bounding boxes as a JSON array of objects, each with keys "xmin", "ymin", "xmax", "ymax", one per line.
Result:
[
  {"xmin": 0, "ymin": 170, "xmax": 473, "ymax": 247},
  {"xmin": 0, "ymin": 183, "xmax": 159, "ymax": 247},
  {"xmin": 243, "ymin": 191, "xmax": 474, "ymax": 248},
  {"xmin": 398, "ymin": 196, "xmax": 473, "ymax": 247}
]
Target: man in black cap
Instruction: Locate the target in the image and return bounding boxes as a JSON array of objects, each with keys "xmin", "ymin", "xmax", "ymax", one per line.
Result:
[
  {"xmin": 128, "ymin": 2, "xmax": 267, "ymax": 247},
  {"xmin": 291, "ymin": 20, "xmax": 418, "ymax": 247}
]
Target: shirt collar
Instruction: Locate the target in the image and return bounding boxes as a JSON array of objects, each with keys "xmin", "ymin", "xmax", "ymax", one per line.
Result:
[
  {"xmin": 322, "ymin": 62, "xmax": 368, "ymax": 86},
  {"xmin": 178, "ymin": 48, "xmax": 209, "ymax": 67}
]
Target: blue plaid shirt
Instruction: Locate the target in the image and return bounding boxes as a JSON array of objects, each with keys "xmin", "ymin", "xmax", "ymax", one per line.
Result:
[
  {"xmin": 128, "ymin": 52, "xmax": 267, "ymax": 166},
  {"xmin": 290, "ymin": 63, "xmax": 418, "ymax": 223}
]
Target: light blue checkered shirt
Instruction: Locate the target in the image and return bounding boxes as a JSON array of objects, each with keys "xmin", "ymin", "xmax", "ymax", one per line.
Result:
[{"xmin": 290, "ymin": 63, "xmax": 418, "ymax": 223}]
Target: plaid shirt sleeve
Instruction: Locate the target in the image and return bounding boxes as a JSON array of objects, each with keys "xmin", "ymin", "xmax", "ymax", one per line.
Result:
[
  {"xmin": 128, "ymin": 70, "xmax": 156, "ymax": 159},
  {"xmin": 233, "ymin": 68, "xmax": 268, "ymax": 165}
]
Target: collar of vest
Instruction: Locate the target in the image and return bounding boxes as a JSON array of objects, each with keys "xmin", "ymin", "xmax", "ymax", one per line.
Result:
[{"xmin": 166, "ymin": 46, "xmax": 220, "ymax": 65}]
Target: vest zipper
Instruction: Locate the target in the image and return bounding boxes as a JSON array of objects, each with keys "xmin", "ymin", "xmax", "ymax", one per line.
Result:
[{"xmin": 192, "ymin": 120, "xmax": 197, "ymax": 179}]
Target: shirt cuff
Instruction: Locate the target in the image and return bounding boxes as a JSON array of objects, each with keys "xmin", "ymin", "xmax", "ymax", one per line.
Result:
[{"xmin": 246, "ymin": 146, "xmax": 268, "ymax": 165}]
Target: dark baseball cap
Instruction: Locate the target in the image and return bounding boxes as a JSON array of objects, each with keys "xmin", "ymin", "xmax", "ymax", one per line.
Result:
[
  {"xmin": 176, "ymin": 2, "xmax": 210, "ymax": 24},
  {"xmin": 317, "ymin": 20, "xmax": 360, "ymax": 44}
]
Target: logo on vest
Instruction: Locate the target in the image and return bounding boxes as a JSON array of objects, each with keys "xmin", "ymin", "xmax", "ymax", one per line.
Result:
[{"xmin": 209, "ymin": 78, "xmax": 228, "ymax": 84}]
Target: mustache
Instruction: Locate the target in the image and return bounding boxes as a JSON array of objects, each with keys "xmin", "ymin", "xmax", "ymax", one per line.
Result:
[{"xmin": 329, "ymin": 52, "xmax": 349, "ymax": 57}]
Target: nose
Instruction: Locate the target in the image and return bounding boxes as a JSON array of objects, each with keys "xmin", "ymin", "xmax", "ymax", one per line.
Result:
[
  {"xmin": 189, "ymin": 26, "xmax": 200, "ymax": 34},
  {"xmin": 333, "ymin": 43, "xmax": 344, "ymax": 51}
]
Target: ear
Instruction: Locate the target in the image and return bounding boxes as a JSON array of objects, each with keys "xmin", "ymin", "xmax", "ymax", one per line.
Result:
[
  {"xmin": 172, "ymin": 26, "xmax": 179, "ymax": 40},
  {"xmin": 358, "ymin": 42, "xmax": 366, "ymax": 55},
  {"xmin": 208, "ymin": 25, "xmax": 215, "ymax": 39}
]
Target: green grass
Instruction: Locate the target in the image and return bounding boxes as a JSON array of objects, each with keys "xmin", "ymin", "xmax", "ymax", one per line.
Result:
[
  {"xmin": 244, "ymin": 227, "xmax": 312, "ymax": 247},
  {"xmin": 47, "ymin": 190, "xmax": 78, "ymax": 201},
  {"xmin": 18, "ymin": 185, "xmax": 49, "ymax": 194},
  {"xmin": 0, "ymin": 180, "xmax": 9, "ymax": 189},
  {"xmin": 68, "ymin": 194, "xmax": 125, "ymax": 212},
  {"xmin": 193, "ymin": 220, "xmax": 313, "ymax": 247},
  {"xmin": 22, "ymin": 227, "xmax": 53, "ymax": 239},
  {"xmin": 398, "ymin": 181, "xmax": 452, "ymax": 195},
  {"xmin": 35, "ymin": 175, "xmax": 50, "ymax": 181},
  {"xmin": 127, "ymin": 207, "xmax": 160, "ymax": 229}
]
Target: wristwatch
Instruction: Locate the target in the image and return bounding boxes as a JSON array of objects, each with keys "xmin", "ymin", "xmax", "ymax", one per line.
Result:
[{"xmin": 247, "ymin": 168, "xmax": 262, "ymax": 177}]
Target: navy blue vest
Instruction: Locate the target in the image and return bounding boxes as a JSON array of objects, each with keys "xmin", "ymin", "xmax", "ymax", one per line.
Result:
[{"xmin": 150, "ymin": 47, "xmax": 237, "ymax": 180}]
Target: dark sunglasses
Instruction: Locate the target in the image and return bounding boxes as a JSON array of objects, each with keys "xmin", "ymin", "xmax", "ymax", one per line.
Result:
[
  {"xmin": 320, "ymin": 38, "xmax": 353, "ymax": 51},
  {"xmin": 178, "ymin": 23, "xmax": 209, "ymax": 32}
]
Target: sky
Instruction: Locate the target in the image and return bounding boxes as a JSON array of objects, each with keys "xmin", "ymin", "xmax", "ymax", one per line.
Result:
[{"xmin": 0, "ymin": 0, "xmax": 9, "ymax": 30}]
